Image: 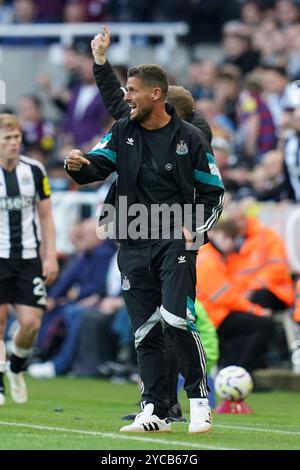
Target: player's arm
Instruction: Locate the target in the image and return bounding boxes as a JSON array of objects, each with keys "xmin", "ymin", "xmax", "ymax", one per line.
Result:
[
  {"xmin": 37, "ymin": 197, "xmax": 59, "ymax": 285},
  {"xmin": 65, "ymin": 126, "xmax": 118, "ymax": 185},
  {"xmin": 193, "ymin": 138, "xmax": 225, "ymax": 244},
  {"xmin": 32, "ymin": 163, "xmax": 59, "ymax": 285},
  {"xmin": 91, "ymin": 25, "xmax": 130, "ymax": 120}
]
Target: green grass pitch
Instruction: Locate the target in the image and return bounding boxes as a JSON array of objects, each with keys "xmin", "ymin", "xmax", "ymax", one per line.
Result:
[{"xmin": 0, "ymin": 376, "xmax": 299, "ymax": 450}]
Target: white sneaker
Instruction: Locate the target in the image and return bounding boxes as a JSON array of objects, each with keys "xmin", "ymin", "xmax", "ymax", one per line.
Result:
[
  {"xmin": 120, "ymin": 403, "xmax": 171, "ymax": 433},
  {"xmin": 27, "ymin": 361, "xmax": 56, "ymax": 379},
  {"xmin": 188, "ymin": 398, "xmax": 212, "ymax": 434},
  {"xmin": 0, "ymin": 391, "xmax": 5, "ymax": 406},
  {"xmin": 6, "ymin": 364, "xmax": 27, "ymax": 404}
]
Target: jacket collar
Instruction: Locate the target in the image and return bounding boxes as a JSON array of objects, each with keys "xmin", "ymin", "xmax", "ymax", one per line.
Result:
[{"xmin": 131, "ymin": 103, "xmax": 182, "ymax": 137}]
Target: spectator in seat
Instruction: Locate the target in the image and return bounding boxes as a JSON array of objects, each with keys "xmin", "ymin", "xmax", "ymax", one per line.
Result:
[
  {"xmin": 63, "ymin": 47, "xmax": 110, "ymax": 149},
  {"xmin": 17, "ymin": 95, "xmax": 56, "ymax": 157},
  {"xmin": 222, "ymin": 21, "xmax": 261, "ymax": 76},
  {"xmin": 236, "ymin": 72, "xmax": 276, "ymax": 166},
  {"xmin": 27, "ymin": 218, "xmax": 116, "ymax": 378},
  {"xmin": 196, "ymin": 220, "xmax": 274, "ymax": 372},
  {"xmin": 225, "ymin": 203, "xmax": 294, "ymax": 312}
]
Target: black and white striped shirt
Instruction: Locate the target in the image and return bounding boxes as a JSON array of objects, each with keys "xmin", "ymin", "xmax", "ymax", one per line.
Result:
[
  {"xmin": 0, "ymin": 155, "xmax": 51, "ymax": 259},
  {"xmin": 284, "ymin": 132, "xmax": 300, "ymax": 202}
]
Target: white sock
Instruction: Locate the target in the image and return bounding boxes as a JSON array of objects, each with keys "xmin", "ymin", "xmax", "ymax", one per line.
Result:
[
  {"xmin": 11, "ymin": 341, "xmax": 32, "ymax": 359},
  {"xmin": 0, "ymin": 361, "xmax": 6, "ymax": 373}
]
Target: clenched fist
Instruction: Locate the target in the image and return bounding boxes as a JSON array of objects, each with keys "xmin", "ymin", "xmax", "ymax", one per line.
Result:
[{"xmin": 65, "ymin": 149, "xmax": 90, "ymax": 172}]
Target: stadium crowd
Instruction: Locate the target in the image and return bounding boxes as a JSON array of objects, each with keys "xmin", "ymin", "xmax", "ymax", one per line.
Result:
[{"xmin": 1, "ymin": 0, "xmax": 300, "ymax": 386}]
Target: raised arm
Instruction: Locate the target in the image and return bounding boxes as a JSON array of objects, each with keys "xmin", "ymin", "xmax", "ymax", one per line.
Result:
[{"xmin": 91, "ymin": 25, "xmax": 130, "ymax": 120}]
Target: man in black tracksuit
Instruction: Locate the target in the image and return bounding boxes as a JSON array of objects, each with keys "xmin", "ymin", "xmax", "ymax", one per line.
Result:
[
  {"xmin": 90, "ymin": 27, "xmax": 214, "ymax": 422},
  {"xmin": 65, "ymin": 58, "xmax": 224, "ymax": 434}
]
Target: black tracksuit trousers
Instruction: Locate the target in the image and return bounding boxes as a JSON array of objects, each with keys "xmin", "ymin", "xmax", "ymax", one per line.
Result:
[{"xmin": 118, "ymin": 240, "xmax": 207, "ymax": 418}]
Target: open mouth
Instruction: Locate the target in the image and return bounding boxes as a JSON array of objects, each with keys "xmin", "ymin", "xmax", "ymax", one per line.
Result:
[{"xmin": 129, "ymin": 103, "xmax": 137, "ymax": 117}]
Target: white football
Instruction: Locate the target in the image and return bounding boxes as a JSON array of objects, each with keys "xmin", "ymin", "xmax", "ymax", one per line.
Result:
[{"xmin": 215, "ymin": 366, "xmax": 253, "ymax": 400}]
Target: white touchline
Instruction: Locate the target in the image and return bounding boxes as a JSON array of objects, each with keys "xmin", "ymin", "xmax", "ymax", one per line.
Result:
[
  {"xmin": 215, "ymin": 424, "xmax": 300, "ymax": 436},
  {"xmin": 0, "ymin": 421, "xmax": 238, "ymax": 451}
]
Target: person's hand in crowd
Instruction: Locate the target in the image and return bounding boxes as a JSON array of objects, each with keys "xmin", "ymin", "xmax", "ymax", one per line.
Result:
[
  {"xmin": 47, "ymin": 297, "xmax": 56, "ymax": 311},
  {"xmin": 78, "ymin": 294, "xmax": 101, "ymax": 308},
  {"xmin": 98, "ymin": 296, "xmax": 125, "ymax": 315}
]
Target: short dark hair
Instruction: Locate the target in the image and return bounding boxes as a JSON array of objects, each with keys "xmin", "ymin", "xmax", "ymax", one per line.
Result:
[
  {"xmin": 213, "ymin": 220, "xmax": 240, "ymax": 239},
  {"xmin": 127, "ymin": 64, "xmax": 168, "ymax": 97},
  {"xmin": 22, "ymin": 94, "xmax": 42, "ymax": 109},
  {"xmin": 167, "ymin": 85, "xmax": 194, "ymax": 119},
  {"xmin": 260, "ymin": 64, "xmax": 287, "ymax": 77}
]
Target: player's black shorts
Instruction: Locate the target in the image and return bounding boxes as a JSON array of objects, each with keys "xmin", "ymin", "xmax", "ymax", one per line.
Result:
[{"xmin": 0, "ymin": 258, "xmax": 47, "ymax": 309}]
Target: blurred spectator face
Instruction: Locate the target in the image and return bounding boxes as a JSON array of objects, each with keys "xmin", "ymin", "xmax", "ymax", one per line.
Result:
[
  {"xmin": 69, "ymin": 219, "xmax": 100, "ymax": 252},
  {"xmin": 259, "ymin": 17, "xmax": 277, "ymax": 35},
  {"xmin": 14, "ymin": 0, "xmax": 36, "ymax": 23},
  {"xmin": 78, "ymin": 54, "xmax": 94, "ymax": 83},
  {"xmin": 78, "ymin": 219, "xmax": 100, "ymax": 251},
  {"xmin": 197, "ymin": 61, "xmax": 218, "ymax": 88},
  {"xmin": 225, "ymin": 205, "xmax": 248, "ymax": 236},
  {"xmin": 241, "ymin": 1, "xmax": 263, "ymax": 26},
  {"xmin": 27, "ymin": 146, "xmax": 47, "ymax": 165},
  {"xmin": 223, "ymin": 33, "xmax": 250, "ymax": 59},
  {"xmin": 18, "ymin": 96, "xmax": 41, "ymax": 123},
  {"xmin": 211, "ymin": 137, "xmax": 230, "ymax": 169},
  {"xmin": 293, "ymin": 107, "xmax": 300, "ymax": 132},
  {"xmin": 262, "ymin": 149, "xmax": 283, "ymax": 178},
  {"xmin": 188, "ymin": 63, "xmax": 201, "ymax": 85},
  {"xmin": 261, "ymin": 69, "xmax": 287, "ymax": 94},
  {"xmin": 252, "ymin": 29, "xmax": 267, "ymax": 51},
  {"xmin": 210, "ymin": 229, "xmax": 236, "ymax": 254},
  {"xmin": 268, "ymin": 30, "xmax": 287, "ymax": 55},
  {"xmin": 194, "ymin": 99, "xmax": 218, "ymax": 121},
  {"xmin": 69, "ymin": 222, "xmax": 83, "ymax": 251},
  {"xmin": 36, "ymin": 0, "xmax": 65, "ymax": 22},
  {"xmin": 64, "ymin": 0, "xmax": 88, "ymax": 22},
  {"xmin": 220, "ymin": 64, "xmax": 241, "ymax": 81},
  {"xmin": 64, "ymin": 47, "xmax": 81, "ymax": 73},
  {"xmin": 215, "ymin": 74, "xmax": 240, "ymax": 101},
  {"xmin": 284, "ymin": 24, "xmax": 300, "ymax": 48},
  {"xmin": 275, "ymin": 0, "xmax": 299, "ymax": 26},
  {"xmin": 251, "ymin": 165, "xmax": 267, "ymax": 192}
]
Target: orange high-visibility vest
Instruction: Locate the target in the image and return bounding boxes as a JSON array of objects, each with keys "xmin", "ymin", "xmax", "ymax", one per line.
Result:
[
  {"xmin": 196, "ymin": 243, "xmax": 265, "ymax": 328},
  {"xmin": 293, "ymin": 280, "xmax": 300, "ymax": 322},
  {"xmin": 226, "ymin": 218, "xmax": 294, "ymax": 307}
]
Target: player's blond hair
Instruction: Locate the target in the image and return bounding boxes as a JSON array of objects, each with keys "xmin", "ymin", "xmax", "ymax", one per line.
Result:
[
  {"xmin": 0, "ymin": 114, "xmax": 22, "ymax": 131},
  {"xmin": 167, "ymin": 86, "xmax": 194, "ymax": 119}
]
